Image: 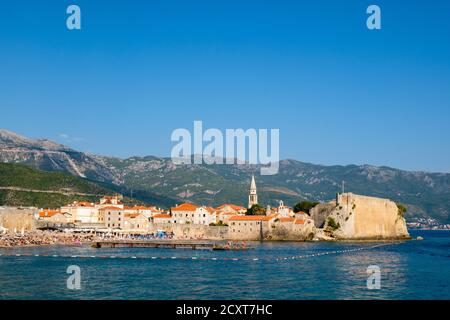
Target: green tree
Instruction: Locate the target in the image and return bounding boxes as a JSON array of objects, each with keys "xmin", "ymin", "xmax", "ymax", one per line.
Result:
[
  {"xmin": 246, "ymin": 204, "xmax": 266, "ymax": 215},
  {"xmin": 396, "ymin": 203, "xmax": 407, "ymax": 217},
  {"xmin": 293, "ymin": 201, "xmax": 319, "ymax": 214},
  {"xmin": 326, "ymin": 217, "xmax": 340, "ymax": 231}
]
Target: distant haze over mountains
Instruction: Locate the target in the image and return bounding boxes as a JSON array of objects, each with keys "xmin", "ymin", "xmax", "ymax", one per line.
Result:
[{"xmin": 0, "ymin": 129, "xmax": 449, "ymax": 223}]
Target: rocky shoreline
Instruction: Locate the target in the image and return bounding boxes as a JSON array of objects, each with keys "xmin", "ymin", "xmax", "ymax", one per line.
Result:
[
  {"xmin": 0, "ymin": 230, "xmax": 414, "ymax": 248},
  {"xmin": 0, "ymin": 231, "xmax": 97, "ymax": 248}
]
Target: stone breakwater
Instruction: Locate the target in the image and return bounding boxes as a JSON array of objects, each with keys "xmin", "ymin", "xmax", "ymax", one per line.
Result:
[{"xmin": 0, "ymin": 231, "xmax": 97, "ymax": 247}]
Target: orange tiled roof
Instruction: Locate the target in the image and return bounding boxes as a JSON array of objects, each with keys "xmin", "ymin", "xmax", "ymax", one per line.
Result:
[
  {"xmin": 203, "ymin": 206, "xmax": 216, "ymax": 214},
  {"xmin": 76, "ymin": 201, "xmax": 95, "ymax": 207},
  {"xmin": 153, "ymin": 214, "xmax": 171, "ymax": 219},
  {"xmin": 39, "ymin": 210, "xmax": 60, "ymax": 218},
  {"xmin": 171, "ymin": 203, "xmax": 198, "ymax": 212},
  {"xmin": 294, "ymin": 219, "xmax": 305, "ymax": 225},
  {"xmin": 229, "ymin": 215, "xmax": 272, "ymax": 221},
  {"xmin": 217, "ymin": 204, "xmax": 246, "ymax": 211}
]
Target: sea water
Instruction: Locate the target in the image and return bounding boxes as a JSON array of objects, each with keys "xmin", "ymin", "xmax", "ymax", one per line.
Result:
[{"xmin": 0, "ymin": 230, "xmax": 449, "ymax": 300}]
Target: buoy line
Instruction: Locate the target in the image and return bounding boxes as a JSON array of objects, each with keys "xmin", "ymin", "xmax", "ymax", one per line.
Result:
[{"xmin": 0, "ymin": 242, "xmax": 401, "ymax": 262}]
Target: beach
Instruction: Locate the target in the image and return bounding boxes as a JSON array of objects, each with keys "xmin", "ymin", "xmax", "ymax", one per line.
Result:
[{"xmin": 0, "ymin": 230, "xmax": 97, "ymax": 248}]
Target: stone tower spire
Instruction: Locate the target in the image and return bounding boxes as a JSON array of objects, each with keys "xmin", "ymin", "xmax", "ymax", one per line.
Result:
[{"xmin": 248, "ymin": 174, "xmax": 258, "ymax": 208}]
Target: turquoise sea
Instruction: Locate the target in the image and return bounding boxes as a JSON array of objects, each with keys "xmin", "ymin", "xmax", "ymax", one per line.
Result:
[{"xmin": 0, "ymin": 230, "xmax": 449, "ymax": 300}]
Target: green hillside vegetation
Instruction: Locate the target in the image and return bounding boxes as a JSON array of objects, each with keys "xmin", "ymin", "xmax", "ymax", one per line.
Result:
[
  {"xmin": 0, "ymin": 163, "xmax": 145, "ymax": 209},
  {"xmin": 0, "ymin": 190, "xmax": 99, "ymax": 209},
  {"xmin": 0, "ymin": 162, "xmax": 108, "ymax": 193}
]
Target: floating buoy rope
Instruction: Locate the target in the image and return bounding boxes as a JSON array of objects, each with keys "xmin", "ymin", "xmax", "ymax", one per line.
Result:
[{"xmin": 0, "ymin": 242, "xmax": 402, "ymax": 262}]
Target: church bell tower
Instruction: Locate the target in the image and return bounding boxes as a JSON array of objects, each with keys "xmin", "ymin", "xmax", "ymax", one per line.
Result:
[{"xmin": 248, "ymin": 174, "xmax": 258, "ymax": 208}]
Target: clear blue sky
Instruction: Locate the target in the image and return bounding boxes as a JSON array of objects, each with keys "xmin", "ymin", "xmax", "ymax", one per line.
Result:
[{"xmin": 1, "ymin": 0, "xmax": 449, "ymax": 172}]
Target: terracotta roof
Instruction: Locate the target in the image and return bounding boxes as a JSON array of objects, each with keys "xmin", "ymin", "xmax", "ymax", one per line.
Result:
[
  {"xmin": 295, "ymin": 211, "xmax": 307, "ymax": 215},
  {"xmin": 217, "ymin": 204, "xmax": 246, "ymax": 211},
  {"xmin": 153, "ymin": 213, "xmax": 171, "ymax": 219},
  {"xmin": 203, "ymin": 206, "xmax": 216, "ymax": 214},
  {"xmin": 171, "ymin": 203, "xmax": 198, "ymax": 212},
  {"xmin": 229, "ymin": 215, "xmax": 272, "ymax": 221},
  {"xmin": 294, "ymin": 219, "xmax": 305, "ymax": 225},
  {"xmin": 39, "ymin": 210, "xmax": 60, "ymax": 218}
]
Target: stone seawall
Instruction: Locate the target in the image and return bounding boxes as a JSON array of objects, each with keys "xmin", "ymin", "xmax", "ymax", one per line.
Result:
[
  {"xmin": 148, "ymin": 223, "xmax": 229, "ymax": 240},
  {"xmin": 269, "ymin": 221, "xmax": 316, "ymax": 241}
]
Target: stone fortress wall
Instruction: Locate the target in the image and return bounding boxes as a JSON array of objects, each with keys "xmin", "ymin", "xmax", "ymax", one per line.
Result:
[
  {"xmin": 0, "ymin": 207, "xmax": 38, "ymax": 232},
  {"xmin": 315, "ymin": 193, "xmax": 410, "ymax": 240},
  {"xmin": 149, "ymin": 223, "xmax": 229, "ymax": 240}
]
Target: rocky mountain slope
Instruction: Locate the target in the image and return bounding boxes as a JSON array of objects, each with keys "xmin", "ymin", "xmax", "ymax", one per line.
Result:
[
  {"xmin": 0, "ymin": 129, "xmax": 449, "ymax": 222},
  {"xmin": 0, "ymin": 129, "xmax": 120, "ymax": 184}
]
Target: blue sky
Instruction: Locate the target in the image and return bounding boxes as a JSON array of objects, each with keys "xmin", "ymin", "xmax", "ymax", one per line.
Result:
[{"xmin": 0, "ymin": 0, "xmax": 449, "ymax": 172}]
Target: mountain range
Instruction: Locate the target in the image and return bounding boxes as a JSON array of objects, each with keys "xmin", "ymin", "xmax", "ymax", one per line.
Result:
[{"xmin": 0, "ymin": 129, "xmax": 449, "ymax": 222}]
